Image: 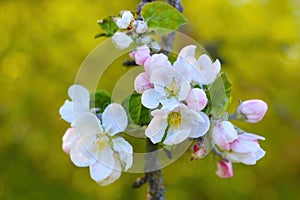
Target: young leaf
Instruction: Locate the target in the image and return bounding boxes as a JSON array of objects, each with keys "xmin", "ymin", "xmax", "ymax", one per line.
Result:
[
  {"xmin": 141, "ymin": 2, "xmax": 187, "ymax": 30},
  {"xmin": 123, "ymin": 92, "xmax": 151, "ymax": 126},
  {"xmin": 207, "ymin": 73, "xmax": 232, "ymax": 116},
  {"xmin": 96, "ymin": 16, "xmax": 119, "ymax": 38},
  {"xmin": 90, "ymin": 90, "xmax": 111, "ymax": 113}
]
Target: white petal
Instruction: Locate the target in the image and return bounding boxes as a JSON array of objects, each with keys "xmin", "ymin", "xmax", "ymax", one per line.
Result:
[
  {"xmin": 97, "ymin": 159, "xmax": 122, "ymax": 186},
  {"xmin": 178, "ymin": 81, "xmax": 191, "ymax": 101},
  {"xmin": 197, "ymin": 54, "xmax": 212, "ymax": 70},
  {"xmin": 145, "ymin": 115, "xmax": 168, "ymax": 144},
  {"xmin": 231, "ymin": 139, "xmax": 260, "ymax": 153},
  {"xmin": 141, "ymin": 89, "xmax": 161, "ymax": 109},
  {"xmin": 102, "ymin": 104, "xmax": 128, "ymax": 136},
  {"xmin": 68, "ymin": 85, "xmax": 90, "ymax": 109},
  {"xmin": 70, "ymin": 138, "xmax": 97, "ymax": 167},
  {"xmin": 164, "ymin": 128, "xmax": 190, "ymax": 145},
  {"xmin": 178, "ymin": 45, "xmax": 197, "ymax": 62},
  {"xmin": 160, "ymin": 97, "xmax": 180, "ymax": 111},
  {"xmin": 150, "ymin": 67, "xmax": 182, "ymax": 87},
  {"xmin": 112, "ymin": 32, "xmax": 133, "ymax": 49},
  {"xmin": 59, "ymin": 100, "xmax": 74, "ymax": 123},
  {"xmin": 113, "ymin": 137, "xmax": 133, "ymax": 170},
  {"xmin": 73, "ymin": 113, "xmax": 103, "ymax": 137},
  {"xmin": 90, "ymin": 160, "xmax": 113, "ymax": 182},
  {"xmin": 189, "ymin": 112, "xmax": 210, "ymax": 138},
  {"xmin": 255, "ymin": 147, "xmax": 266, "ymax": 161}
]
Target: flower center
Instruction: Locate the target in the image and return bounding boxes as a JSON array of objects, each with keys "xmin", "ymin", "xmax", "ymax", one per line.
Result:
[
  {"xmin": 165, "ymin": 79, "xmax": 179, "ymax": 98},
  {"xmin": 96, "ymin": 137, "xmax": 107, "ymax": 152},
  {"xmin": 167, "ymin": 112, "xmax": 182, "ymax": 129}
]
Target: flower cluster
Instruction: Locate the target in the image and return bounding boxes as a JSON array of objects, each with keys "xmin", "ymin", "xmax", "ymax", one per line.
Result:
[
  {"xmin": 59, "ymin": 85, "xmax": 133, "ymax": 185},
  {"xmin": 111, "ymin": 10, "xmax": 159, "ymax": 50},
  {"xmin": 131, "ymin": 45, "xmax": 220, "ymax": 145}
]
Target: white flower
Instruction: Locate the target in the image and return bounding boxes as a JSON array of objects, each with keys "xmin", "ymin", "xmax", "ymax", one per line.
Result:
[
  {"xmin": 115, "ymin": 10, "xmax": 134, "ymax": 29},
  {"xmin": 112, "ymin": 32, "xmax": 133, "ymax": 49},
  {"xmin": 173, "ymin": 45, "xmax": 221, "ymax": 85},
  {"xmin": 59, "ymin": 84, "xmax": 90, "ymax": 125},
  {"xmin": 141, "ymin": 67, "xmax": 191, "ymax": 110},
  {"xmin": 68, "ymin": 104, "xmax": 133, "ymax": 185},
  {"xmin": 135, "ymin": 20, "xmax": 148, "ymax": 34},
  {"xmin": 145, "ymin": 104, "xmax": 210, "ymax": 145},
  {"xmin": 212, "ymin": 121, "xmax": 238, "ymax": 151}
]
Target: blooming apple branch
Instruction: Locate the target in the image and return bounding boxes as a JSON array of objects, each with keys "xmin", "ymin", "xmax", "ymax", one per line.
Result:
[{"xmin": 59, "ymin": 1, "xmax": 269, "ymax": 199}]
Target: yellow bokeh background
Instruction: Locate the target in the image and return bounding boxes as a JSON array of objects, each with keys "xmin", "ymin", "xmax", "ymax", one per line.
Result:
[{"xmin": 1, "ymin": 0, "xmax": 300, "ymax": 199}]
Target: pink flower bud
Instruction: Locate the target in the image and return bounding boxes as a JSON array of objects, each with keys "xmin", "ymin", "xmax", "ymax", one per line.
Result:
[
  {"xmin": 129, "ymin": 45, "xmax": 151, "ymax": 66},
  {"xmin": 62, "ymin": 128, "xmax": 78, "ymax": 154},
  {"xmin": 186, "ymin": 88, "xmax": 208, "ymax": 112},
  {"xmin": 216, "ymin": 160, "xmax": 233, "ymax": 178},
  {"xmin": 212, "ymin": 121, "xmax": 238, "ymax": 151},
  {"xmin": 237, "ymin": 99, "xmax": 268, "ymax": 123},
  {"xmin": 144, "ymin": 53, "xmax": 171, "ymax": 75},
  {"xmin": 191, "ymin": 143, "xmax": 206, "ymax": 160}
]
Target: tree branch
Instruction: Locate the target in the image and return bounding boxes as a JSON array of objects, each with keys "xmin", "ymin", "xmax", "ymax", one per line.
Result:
[
  {"xmin": 168, "ymin": 0, "xmax": 183, "ymax": 12},
  {"xmin": 136, "ymin": 0, "xmax": 155, "ymax": 19}
]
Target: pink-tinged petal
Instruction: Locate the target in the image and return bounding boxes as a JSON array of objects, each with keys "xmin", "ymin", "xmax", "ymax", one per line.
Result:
[
  {"xmin": 212, "ymin": 121, "xmax": 238, "ymax": 151},
  {"xmin": 129, "ymin": 51, "xmax": 136, "ymax": 59},
  {"xmin": 237, "ymin": 99, "xmax": 268, "ymax": 123},
  {"xmin": 216, "ymin": 160, "xmax": 233, "ymax": 178},
  {"xmin": 163, "ymin": 128, "xmax": 190, "ymax": 145},
  {"xmin": 73, "ymin": 113, "xmax": 103, "ymax": 137},
  {"xmin": 150, "ymin": 67, "xmax": 181, "ymax": 87},
  {"xmin": 112, "ymin": 137, "xmax": 133, "ymax": 171},
  {"xmin": 97, "ymin": 159, "xmax": 122, "ymax": 186},
  {"xmin": 189, "ymin": 112, "xmax": 210, "ymax": 138},
  {"xmin": 141, "ymin": 89, "xmax": 162, "ymax": 109},
  {"xmin": 191, "ymin": 143, "xmax": 206, "ymax": 160},
  {"xmin": 231, "ymin": 138, "xmax": 260, "ymax": 153},
  {"xmin": 70, "ymin": 138, "xmax": 97, "ymax": 167},
  {"xmin": 225, "ymin": 151, "xmax": 258, "ymax": 165},
  {"xmin": 132, "ymin": 45, "xmax": 151, "ymax": 65},
  {"xmin": 186, "ymin": 88, "xmax": 208, "ymax": 111},
  {"xmin": 238, "ymin": 133, "xmax": 265, "ymax": 141},
  {"xmin": 102, "ymin": 104, "xmax": 128, "ymax": 136},
  {"xmin": 134, "ymin": 72, "xmax": 153, "ymax": 94},
  {"xmin": 145, "ymin": 116, "xmax": 168, "ymax": 144},
  {"xmin": 173, "ymin": 58, "xmax": 194, "ymax": 82},
  {"xmin": 144, "ymin": 54, "xmax": 171, "ymax": 75},
  {"xmin": 62, "ymin": 128, "xmax": 79, "ymax": 154}
]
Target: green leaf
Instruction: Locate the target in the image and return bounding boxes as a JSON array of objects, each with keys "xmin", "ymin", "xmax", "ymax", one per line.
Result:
[
  {"xmin": 96, "ymin": 16, "xmax": 118, "ymax": 38},
  {"xmin": 141, "ymin": 2, "xmax": 187, "ymax": 30},
  {"xmin": 207, "ymin": 73, "xmax": 232, "ymax": 116},
  {"xmin": 122, "ymin": 92, "xmax": 151, "ymax": 126},
  {"xmin": 90, "ymin": 90, "xmax": 111, "ymax": 113}
]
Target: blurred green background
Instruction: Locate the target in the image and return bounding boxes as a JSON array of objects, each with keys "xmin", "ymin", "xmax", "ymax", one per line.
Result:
[{"xmin": 1, "ymin": 0, "xmax": 300, "ymax": 199}]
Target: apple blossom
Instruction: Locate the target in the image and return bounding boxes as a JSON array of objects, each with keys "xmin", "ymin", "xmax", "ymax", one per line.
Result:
[
  {"xmin": 185, "ymin": 88, "xmax": 208, "ymax": 112},
  {"xmin": 115, "ymin": 10, "xmax": 134, "ymax": 29},
  {"xmin": 134, "ymin": 53, "xmax": 172, "ymax": 94},
  {"xmin": 216, "ymin": 160, "xmax": 233, "ymax": 178},
  {"xmin": 212, "ymin": 121, "xmax": 238, "ymax": 151},
  {"xmin": 112, "ymin": 32, "xmax": 133, "ymax": 49},
  {"xmin": 129, "ymin": 45, "xmax": 151, "ymax": 66},
  {"xmin": 145, "ymin": 104, "xmax": 210, "ymax": 145},
  {"xmin": 237, "ymin": 99, "xmax": 268, "ymax": 123},
  {"xmin": 68, "ymin": 104, "xmax": 133, "ymax": 185},
  {"xmin": 173, "ymin": 45, "xmax": 221, "ymax": 85},
  {"xmin": 191, "ymin": 142, "xmax": 206, "ymax": 160},
  {"xmin": 141, "ymin": 67, "xmax": 191, "ymax": 110},
  {"xmin": 59, "ymin": 84, "xmax": 90, "ymax": 125},
  {"xmin": 225, "ymin": 133, "xmax": 265, "ymax": 165}
]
